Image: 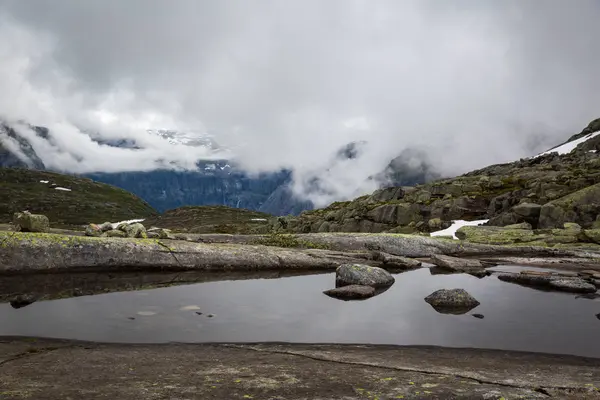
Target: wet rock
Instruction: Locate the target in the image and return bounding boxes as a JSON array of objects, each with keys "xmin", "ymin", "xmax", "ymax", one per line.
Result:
[
  {"xmin": 323, "ymin": 285, "xmax": 376, "ymax": 300},
  {"xmin": 10, "ymin": 294, "xmax": 37, "ymax": 309},
  {"xmin": 120, "ymin": 222, "xmax": 147, "ymax": 238},
  {"xmin": 12, "ymin": 211, "xmax": 49, "ymax": 233},
  {"xmin": 548, "ymin": 279, "xmax": 597, "ymax": 293},
  {"xmin": 105, "ymin": 229, "xmax": 127, "ymax": 238},
  {"xmin": 335, "ymin": 264, "xmax": 395, "ymax": 288},
  {"xmin": 472, "ymin": 313, "xmax": 485, "ymax": 319},
  {"xmin": 424, "ymin": 289, "xmax": 480, "ymax": 315},
  {"xmin": 498, "ymin": 272, "xmax": 597, "ymax": 293},
  {"xmin": 85, "ymin": 223, "xmax": 103, "ymax": 237},
  {"xmin": 592, "ymin": 279, "xmax": 600, "ymax": 289},
  {"xmin": 371, "ymin": 251, "xmax": 421, "ymax": 270}
]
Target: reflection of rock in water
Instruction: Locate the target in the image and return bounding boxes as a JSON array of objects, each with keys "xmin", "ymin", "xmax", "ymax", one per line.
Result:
[
  {"xmin": 324, "ymin": 285, "xmax": 375, "ymax": 301},
  {"xmin": 0, "ymin": 270, "xmax": 332, "ymax": 304},
  {"xmin": 428, "ymin": 267, "xmax": 455, "ymax": 276},
  {"xmin": 9, "ymin": 294, "xmax": 37, "ymax": 309},
  {"xmin": 324, "ymin": 284, "xmax": 392, "ymax": 301},
  {"xmin": 424, "ymin": 289, "xmax": 480, "ymax": 315}
]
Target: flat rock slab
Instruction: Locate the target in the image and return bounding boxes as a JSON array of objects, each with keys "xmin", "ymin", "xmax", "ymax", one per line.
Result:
[
  {"xmin": 498, "ymin": 272, "xmax": 598, "ymax": 293},
  {"xmin": 1, "ymin": 339, "xmax": 600, "ymax": 399},
  {"xmin": 429, "ymin": 254, "xmax": 489, "ymax": 278}
]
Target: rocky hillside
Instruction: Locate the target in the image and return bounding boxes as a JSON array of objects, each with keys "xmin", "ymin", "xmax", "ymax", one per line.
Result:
[
  {"xmin": 280, "ymin": 118, "xmax": 600, "ymax": 234},
  {"xmin": 0, "ymin": 168, "xmax": 157, "ymax": 228}
]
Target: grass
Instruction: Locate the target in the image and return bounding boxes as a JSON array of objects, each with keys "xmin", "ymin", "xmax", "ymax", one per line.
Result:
[
  {"xmin": 0, "ymin": 168, "xmax": 157, "ymax": 228},
  {"xmin": 142, "ymin": 205, "xmax": 273, "ymax": 233}
]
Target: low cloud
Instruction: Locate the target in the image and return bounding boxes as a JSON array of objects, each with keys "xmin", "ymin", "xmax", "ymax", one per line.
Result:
[{"xmin": 1, "ymin": 1, "xmax": 600, "ymax": 205}]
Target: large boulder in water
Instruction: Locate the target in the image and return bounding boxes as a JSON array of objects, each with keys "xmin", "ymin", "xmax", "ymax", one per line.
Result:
[
  {"xmin": 424, "ymin": 289, "xmax": 480, "ymax": 314},
  {"xmin": 12, "ymin": 211, "xmax": 49, "ymax": 233},
  {"xmin": 323, "ymin": 285, "xmax": 376, "ymax": 300},
  {"xmin": 335, "ymin": 264, "xmax": 395, "ymax": 288}
]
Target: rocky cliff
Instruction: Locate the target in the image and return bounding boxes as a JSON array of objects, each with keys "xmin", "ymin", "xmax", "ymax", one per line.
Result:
[{"xmin": 279, "ymin": 118, "xmax": 600, "ymax": 234}]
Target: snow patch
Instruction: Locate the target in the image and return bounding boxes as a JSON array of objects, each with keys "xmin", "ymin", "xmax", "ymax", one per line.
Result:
[
  {"xmin": 430, "ymin": 219, "xmax": 489, "ymax": 239},
  {"xmin": 54, "ymin": 187, "xmax": 71, "ymax": 191},
  {"xmin": 250, "ymin": 218, "xmax": 268, "ymax": 222},
  {"xmin": 535, "ymin": 131, "xmax": 600, "ymax": 158},
  {"xmin": 39, "ymin": 180, "xmax": 49, "ymax": 183}
]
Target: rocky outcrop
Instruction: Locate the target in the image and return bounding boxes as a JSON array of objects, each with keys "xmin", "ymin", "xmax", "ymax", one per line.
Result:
[
  {"xmin": 0, "ymin": 231, "xmax": 594, "ymax": 274},
  {"xmin": 12, "ymin": 211, "xmax": 49, "ymax": 233},
  {"xmin": 323, "ymin": 285, "xmax": 376, "ymax": 300},
  {"xmin": 335, "ymin": 264, "xmax": 395, "ymax": 288},
  {"xmin": 277, "ymin": 119, "xmax": 600, "ymax": 235},
  {"xmin": 424, "ymin": 289, "xmax": 480, "ymax": 314},
  {"xmin": 538, "ymin": 183, "xmax": 600, "ymax": 229}
]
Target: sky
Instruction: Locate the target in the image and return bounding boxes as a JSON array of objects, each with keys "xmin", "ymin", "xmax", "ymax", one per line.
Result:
[{"xmin": 1, "ymin": 0, "xmax": 600, "ymax": 205}]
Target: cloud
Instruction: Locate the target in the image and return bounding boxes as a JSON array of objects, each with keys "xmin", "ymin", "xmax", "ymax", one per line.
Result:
[{"xmin": 1, "ymin": 0, "xmax": 600, "ymax": 205}]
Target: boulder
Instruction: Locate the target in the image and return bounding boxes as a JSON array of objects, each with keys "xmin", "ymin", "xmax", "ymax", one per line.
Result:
[
  {"xmin": 12, "ymin": 211, "xmax": 49, "ymax": 233},
  {"xmin": 371, "ymin": 251, "xmax": 422, "ymax": 270},
  {"xmin": 99, "ymin": 222, "xmax": 114, "ymax": 232},
  {"xmin": 120, "ymin": 222, "xmax": 148, "ymax": 238},
  {"xmin": 583, "ymin": 229, "xmax": 600, "ymax": 244},
  {"xmin": 335, "ymin": 264, "xmax": 395, "ymax": 288},
  {"xmin": 85, "ymin": 223, "xmax": 103, "ymax": 237},
  {"xmin": 512, "ymin": 203, "xmax": 542, "ymax": 219},
  {"xmin": 147, "ymin": 227, "xmax": 174, "ymax": 239},
  {"xmin": 105, "ymin": 229, "xmax": 127, "ymax": 238},
  {"xmin": 424, "ymin": 289, "xmax": 480, "ymax": 314},
  {"xmin": 323, "ymin": 285, "xmax": 376, "ymax": 300}
]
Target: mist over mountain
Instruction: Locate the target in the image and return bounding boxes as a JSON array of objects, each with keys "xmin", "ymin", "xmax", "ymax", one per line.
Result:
[{"xmin": 0, "ymin": 121, "xmax": 435, "ymax": 214}]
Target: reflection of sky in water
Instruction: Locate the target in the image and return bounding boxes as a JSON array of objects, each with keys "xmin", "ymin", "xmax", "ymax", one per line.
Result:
[{"xmin": 1, "ymin": 268, "xmax": 599, "ymax": 358}]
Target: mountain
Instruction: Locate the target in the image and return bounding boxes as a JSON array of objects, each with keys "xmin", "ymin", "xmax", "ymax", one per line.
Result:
[
  {"xmin": 0, "ymin": 121, "xmax": 435, "ymax": 215},
  {"xmin": 0, "ymin": 168, "xmax": 157, "ymax": 228},
  {"xmin": 280, "ymin": 118, "xmax": 600, "ymax": 234}
]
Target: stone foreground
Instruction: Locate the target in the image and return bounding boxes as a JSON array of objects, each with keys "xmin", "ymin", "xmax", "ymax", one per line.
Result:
[{"xmin": 0, "ymin": 338, "xmax": 599, "ymax": 399}]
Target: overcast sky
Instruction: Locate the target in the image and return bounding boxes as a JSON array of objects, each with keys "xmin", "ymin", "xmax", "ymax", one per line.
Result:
[{"xmin": 1, "ymin": 0, "xmax": 600, "ymax": 205}]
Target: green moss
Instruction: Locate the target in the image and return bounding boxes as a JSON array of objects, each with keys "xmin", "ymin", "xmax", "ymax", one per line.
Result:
[{"xmin": 255, "ymin": 232, "xmax": 331, "ymax": 249}]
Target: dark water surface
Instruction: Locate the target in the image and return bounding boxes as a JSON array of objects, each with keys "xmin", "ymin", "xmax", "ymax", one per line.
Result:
[{"xmin": 1, "ymin": 267, "xmax": 599, "ymax": 358}]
